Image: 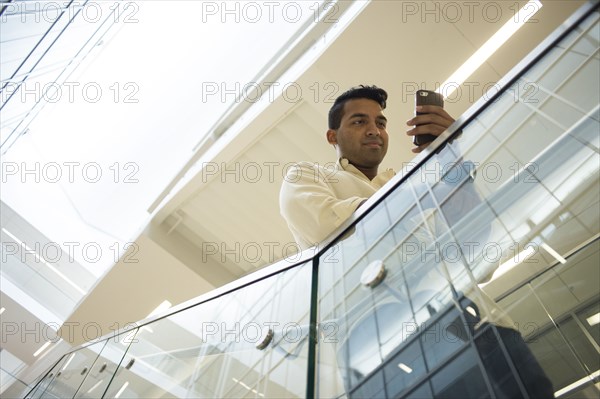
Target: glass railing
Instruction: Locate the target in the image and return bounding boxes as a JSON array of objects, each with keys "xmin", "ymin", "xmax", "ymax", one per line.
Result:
[
  {"xmin": 23, "ymin": 2, "xmax": 599, "ymax": 398},
  {"xmin": 26, "ymin": 263, "xmax": 314, "ymax": 399}
]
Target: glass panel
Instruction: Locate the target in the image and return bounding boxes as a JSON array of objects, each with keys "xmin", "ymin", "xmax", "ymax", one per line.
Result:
[
  {"xmin": 474, "ymin": 326, "xmax": 523, "ymax": 398},
  {"xmin": 498, "ymin": 242, "xmax": 600, "ymax": 397},
  {"xmin": 557, "ymin": 318, "xmax": 599, "ymax": 377},
  {"xmin": 429, "ymin": 347, "xmax": 488, "ymax": 398},
  {"xmin": 0, "ymin": 2, "xmax": 75, "ymax": 83},
  {"xmin": 404, "ymin": 381, "xmax": 433, "ymax": 399},
  {"xmin": 74, "ymin": 330, "xmax": 135, "ymax": 398},
  {"xmin": 577, "ymin": 301, "xmax": 600, "ymax": 347},
  {"xmin": 41, "ymin": 340, "xmax": 107, "ymax": 399},
  {"xmin": 0, "ymin": 348, "xmax": 27, "ymax": 396},
  {"xmin": 316, "ymin": 142, "xmax": 510, "ymax": 398},
  {"xmin": 317, "ymin": 8, "xmax": 599, "ymax": 399},
  {"xmin": 382, "ymin": 338, "xmax": 426, "ymax": 398},
  {"xmin": 27, "ymin": 355, "xmax": 68, "ymax": 399},
  {"xmin": 420, "ymin": 306, "xmax": 470, "ymax": 371},
  {"xmin": 103, "ymin": 263, "xmax": 311, "ymax": 398}
]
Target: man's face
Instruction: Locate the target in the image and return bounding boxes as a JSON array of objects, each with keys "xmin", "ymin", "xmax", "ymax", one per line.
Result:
[{"xmin": 327, "ymin": 98, "xmax": 389, "ymax": 170}]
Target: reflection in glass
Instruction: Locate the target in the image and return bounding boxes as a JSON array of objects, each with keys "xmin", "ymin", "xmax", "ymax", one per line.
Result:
[
  {"xmin": 39, "ymin": 340, "xmax": 107, "ymax": 399},
  {"xmin": 102, "ymin": 263, "xmax": 311, "ymax": 398}
]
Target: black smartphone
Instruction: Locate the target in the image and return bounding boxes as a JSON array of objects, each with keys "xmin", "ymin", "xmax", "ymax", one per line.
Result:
[{"xmin": 413, "ymin": 89, "xmax": 444, "ymax": 146}]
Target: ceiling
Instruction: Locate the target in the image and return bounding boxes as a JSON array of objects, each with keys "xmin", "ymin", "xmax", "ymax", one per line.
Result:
[{"xmin": 65, "ymin": 0, "xmax": 586, "ymax": 339}]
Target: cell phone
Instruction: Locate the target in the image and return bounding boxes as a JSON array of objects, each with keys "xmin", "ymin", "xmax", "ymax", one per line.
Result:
[{"xmin": 413, "ymin": 89, "xmax": 444, "ymax": 146}]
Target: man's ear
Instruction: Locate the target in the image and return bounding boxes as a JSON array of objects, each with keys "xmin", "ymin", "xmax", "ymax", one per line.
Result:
[{"xmin": 326, "ymin": 129, "xmax": 337, "ymax": 145}]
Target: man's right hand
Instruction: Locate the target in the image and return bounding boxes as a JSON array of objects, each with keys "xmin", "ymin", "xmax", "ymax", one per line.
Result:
[{"xmin": 406, "ymin": 105, "xmax": 455, "ymax": 153}]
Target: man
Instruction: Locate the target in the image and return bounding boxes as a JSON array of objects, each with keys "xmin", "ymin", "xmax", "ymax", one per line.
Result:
[
  {"xmin": 279, "ymin": 85, "xmax": 455, "ymax": 250},
  {"xmin": 279, "ymin": 85, "xmax": 554, "ymax": 399}
]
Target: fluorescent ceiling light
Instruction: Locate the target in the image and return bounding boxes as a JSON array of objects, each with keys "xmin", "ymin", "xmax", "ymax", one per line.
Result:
[
  {"xmin": 495, "ymin": 244, "xmax": 536, "ymax": 277},
  {"xmin": 0, "ymin": 307, "xmax": 5, "ymax": 315},
  {"xmin": 146, "ymin": 300, "xmax": 172, "ymax": 318},
  {"xmin": 587, "ymin": 313, "xmax": 600, "ymax": 327},
  {"xmin": 232, "ymin": 378, "xmax": 252, "ymax": 390},
  {"xmin": 61, "ymin": 353, "xmax": 76, "ymax": 371},
  {"xmin": 232, "ymin": 378, "xmax": 265, "ymax": 397},
  {"xmin": 438, "ymin": 0, "xmax": 543, "ymax": 98},
  {"xmin": 465, "ymin": 306, "xmax": 478, "ymax": 317},
  {"xmin": 554, "ymin": 369, "xmax": 600, "ymax": 397},
  {"xmin": 115, "ymin": 381, "xmax": 129, "ymax": 398},
  {"xmin": 141, "ymin": 325, "xmax": 154, "ymax": 334},
  {"xmin": 480, "ymin": 244, "xmax": 537, "ymax": 286},
  {"xmin": 540, "ymin": 243, "xmax": 567, "ymax": 264},
  {"xmin": 33, "ymin": 341, "xmax": 52, "ymax": 357},
  {"xmin": 138, "ymin": 300, "xmax": 172, "ymax": 334},
  {"xmin": 1, "ymin": 228, "xmax": 86, "ymax": 295},
  {"xmin": 87, "ymin": 379, "xmax": 104, "ymax": 394},
  {"xmin": 398, "ymin": 363, "xmax": 413, "ymax": 373}
]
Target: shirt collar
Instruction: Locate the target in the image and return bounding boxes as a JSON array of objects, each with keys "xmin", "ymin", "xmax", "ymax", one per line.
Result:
[{"xmin": 337, "ymin": 158, "xmax": 395, "ymax": 182}]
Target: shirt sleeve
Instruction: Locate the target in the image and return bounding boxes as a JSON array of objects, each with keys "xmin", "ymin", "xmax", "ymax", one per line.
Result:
[{"xmin": 279, "ymin": 162, "xmax": 366, "ymax": 248}]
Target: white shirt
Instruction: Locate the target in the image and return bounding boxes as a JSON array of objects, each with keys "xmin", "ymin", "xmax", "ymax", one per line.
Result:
[{"xmin": 279, "ymin": 158, "xmax": 395, "ymax": 250}]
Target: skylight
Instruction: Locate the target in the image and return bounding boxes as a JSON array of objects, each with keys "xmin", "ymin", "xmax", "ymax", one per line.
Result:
[{"xmin": 2, "ymin": 2, "xmax": 338, "ymax": 258}]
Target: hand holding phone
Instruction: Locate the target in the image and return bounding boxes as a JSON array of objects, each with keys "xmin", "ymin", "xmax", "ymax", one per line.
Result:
[{"xmin": 412, "ymin": 90, "xmax": 444, "ymax": 146}]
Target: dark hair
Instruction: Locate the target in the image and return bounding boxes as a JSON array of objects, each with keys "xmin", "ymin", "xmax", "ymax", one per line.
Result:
[{"xmin": 328, "ymin": 85, "xmax": 388, "ymax": 129}]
